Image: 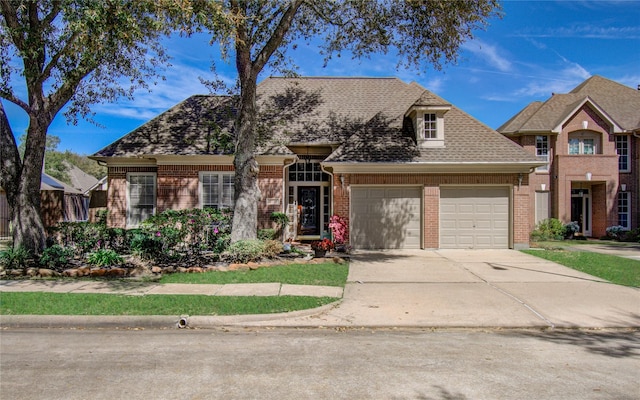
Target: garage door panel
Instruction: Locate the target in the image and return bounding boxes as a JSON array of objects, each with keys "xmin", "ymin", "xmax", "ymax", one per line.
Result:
[
  {"xmin": 351, "ymin": 187, "xmax": 422, "ymax": 249},
  {"xmin": 440, "ymin": 187, "xmax": 509, "ymax": 249}
]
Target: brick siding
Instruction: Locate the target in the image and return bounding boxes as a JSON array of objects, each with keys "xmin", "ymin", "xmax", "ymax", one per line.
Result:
[{"xmin": 106, "ymin": 164, "xmax": 283, "ymax": 230}]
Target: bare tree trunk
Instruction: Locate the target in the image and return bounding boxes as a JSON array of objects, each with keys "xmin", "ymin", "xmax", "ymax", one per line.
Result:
[
  {"xmin": 228, "ymin": 0, "xmax": 303, "ymax": 242},
  {"xmin": 0, "ymin": 102, "xmax": 47, "ymax": 254},
  {"xmin": 230, "ymin": 41, "xmax": 260, "ymax": 242},
  {"xmin": 230, "ymin": 97, "xmax": 261, "ymax": 242}
]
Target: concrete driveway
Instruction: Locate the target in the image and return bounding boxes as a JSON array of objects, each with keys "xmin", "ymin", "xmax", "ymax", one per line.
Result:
[{"xmin": 268, "ymin": 249, "xmax": 640, "ymax": 329}]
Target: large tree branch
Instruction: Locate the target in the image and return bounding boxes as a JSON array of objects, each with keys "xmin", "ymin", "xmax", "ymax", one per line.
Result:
[
  {"xmin": 0, "ymin": 91, "xmax": 31, "ymax": 114},
  {"xmin": 41, "ymin": 1, "xmax": 61, "ymax": 27},
  {"xmin": 0, "ymin": 0, "xmax": 25, "ymax": 50},
  {"xmin": 251, "ymin": 0, "xmax": 303, "ymax": 75},
  {"xmin": 40, "ymin": 29, "xmax": 81, "ymax": 85}
]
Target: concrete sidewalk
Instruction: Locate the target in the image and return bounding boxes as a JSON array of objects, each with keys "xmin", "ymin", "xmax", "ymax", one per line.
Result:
[
  {"xmin": 0, "ymin": 280, "xmax": 343, "ymax": 298},
  {"xmin": 2, "ymin": 249, "xmax": 639, "ymax": 330}
]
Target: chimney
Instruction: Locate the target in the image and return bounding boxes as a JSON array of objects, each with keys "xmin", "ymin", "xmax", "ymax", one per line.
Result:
[{"xmin": 637, "ymin": 84, "xmax": 639, "ymax": 91}]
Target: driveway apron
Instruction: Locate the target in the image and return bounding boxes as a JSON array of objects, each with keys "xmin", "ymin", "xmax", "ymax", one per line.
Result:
[{"xmin": 306, "ymin": 249, "xmax": 640, "ymax": 329}]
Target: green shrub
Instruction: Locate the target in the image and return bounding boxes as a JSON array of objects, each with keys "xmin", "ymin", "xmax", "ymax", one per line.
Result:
[
  {"xmin": 258, "ymin": 228, "xmax": 277, "ymax": 240},
  {"xmin": 262, "ymin": 240, "xmax": 284, "ymax": 258},
  {"xmin": 0, "ymin": 246, "xmax": 31, "ymax": 270},
  {"xmin": 51, "ymin": 221, "xmax": 110, "ymax": 255},
  {"xmin": 95, "ymin": 209, "xmax": 109, "ymax": 226},
  {"xmin": 531, "ymin": 218, "xmax": 566, "ymax": 241},
  {"xmin": 223, "ymin": 239, "xmax": 266, "ymax": 263},
  {"xmin": 128, "ymin": 230, "xmax": 162, "ymax": 260},
  {"xmin": 39, "ymin": 245, "xmax": 73, "ymax": 271},
  {"xmin": 270, "ymin": 212, "xmax": 289, "ymax": 240},
  {"xmin": 87, "ymin": 249, "xmax": 123, "ymax": 267},
  {"xmin": 139, "ymin": 208, "xmax": 233, "ymax": 259}
]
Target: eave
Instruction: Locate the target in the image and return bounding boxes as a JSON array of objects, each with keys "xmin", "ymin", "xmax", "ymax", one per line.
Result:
[{"xmin": 322, "ymin": 161, "xmax": 544, "ymax": 174}]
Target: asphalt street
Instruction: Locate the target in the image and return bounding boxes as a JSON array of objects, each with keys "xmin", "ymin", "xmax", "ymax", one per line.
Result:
[{"xmin": 1, "ymin": 328, "xmax": 638, "ymax": 399}]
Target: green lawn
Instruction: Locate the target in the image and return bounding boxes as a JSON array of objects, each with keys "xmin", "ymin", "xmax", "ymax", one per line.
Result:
[
  {"xmin": 0, "ymin": 261, "xmax": 349, "ymax": 316},
  {"xmin": 522, "ymin": 249, "xmax": 640, "ymax": 287},
  {"xmin": 159, "ymin": 262, "xmax": 348, "ymax": 286},
  {"xmin": 0, "ymin": 292, "xmax": 338, "ymax": 315}
]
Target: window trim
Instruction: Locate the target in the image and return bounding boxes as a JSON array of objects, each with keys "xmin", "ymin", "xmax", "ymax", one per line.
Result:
[
  {"xmin": 126, "ymin": 172, "xmax": 157, "ymax": 228},
  {"xmin": 535, "ymin": 135, "xmax": 549, "ymax": 172},
  {"xmin": 618, "ymin": 191, "xmax": 630, "ymax": 230},
  {"xmin": 199, "ymin": 171, "xmax": 235, "ymax": 210},
  {"xmin": 616, "ymin": 135, "xmax": 630, "ymax": 172},
  {"xmin": 568, "ymin": 132, "xmax": 599, "ymax": 155},
  {"xmin": 423, "ymin": 113, "xmax": 437, "ymax": 139}
]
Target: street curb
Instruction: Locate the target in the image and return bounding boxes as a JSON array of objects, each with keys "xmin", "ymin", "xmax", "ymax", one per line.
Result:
[{"xmin": 0, "ymin": 301, "xmax": 342, "ymax": 330}]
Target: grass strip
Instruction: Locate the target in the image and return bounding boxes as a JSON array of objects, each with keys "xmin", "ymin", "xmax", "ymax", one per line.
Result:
[
  {"xmin": 159, "ymin": 262, "xmax": 349, "ymax": 287},
  {"xmin": 522, "ymin": 249, "xmax": 640, "ymax": 287},
  {"xmin": 0, "ymin": 292, "xmax": 339, "ymax": 316}
]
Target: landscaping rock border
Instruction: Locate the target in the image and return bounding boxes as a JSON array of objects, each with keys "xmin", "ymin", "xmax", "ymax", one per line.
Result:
[{"xmin": 0, "ymin": 253, "xmax": 349, "ymax": 280}]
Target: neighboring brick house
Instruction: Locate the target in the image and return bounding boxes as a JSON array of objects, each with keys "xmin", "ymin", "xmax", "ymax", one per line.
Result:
[
  {"xmin": 91, "ymin": 77, "xmax": 542, "ymax": 249},
  {"xmin": 498, "ymin": 75, "xmax": 640, "ymax": 238}
]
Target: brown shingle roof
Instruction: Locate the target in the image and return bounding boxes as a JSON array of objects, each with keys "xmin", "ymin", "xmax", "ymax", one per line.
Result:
[
  {"xmin": 94, "ymin": 77, "xmax": 539, "ymax": 165},
  {"xmin": 94, "ymin": 96, "xmax": 237, "ymax": 157},
  {"xmin": 498, "ymin": 75, "xmax": 640, "ymax": 134}
]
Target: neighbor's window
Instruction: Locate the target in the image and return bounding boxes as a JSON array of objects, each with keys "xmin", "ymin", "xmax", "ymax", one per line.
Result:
[
  {"xmin": 616, "ymin": 135, "xmax": 630, "ymax": 172},
  {"xmin": 127, "ymin": 173, "xmax": 156, "ymax": 227},
  {"xmin": 536, "ymin": 135, "xmax": 549, "ymax": 172},
  {"xmin": 618, "ymin": 192, "xmax": 630, "ymax": 230},
  {"xmin": 568, "ymin": 132, "xmax": 599, "ymax": 155},
  {"xmin": 424, "ymin": 113, "xmax": 437, "ymax": 139},
  {"xmin": 200, "ymin": 172, "xmax": 234, "ymax": 210}
]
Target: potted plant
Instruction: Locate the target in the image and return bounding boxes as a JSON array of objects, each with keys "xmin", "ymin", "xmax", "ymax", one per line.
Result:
[{"xmin": 310, "ymin": 238, "xmax": 334, "ymax": 258}]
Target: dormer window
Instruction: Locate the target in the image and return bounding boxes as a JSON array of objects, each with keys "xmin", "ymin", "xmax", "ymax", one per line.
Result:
[
  {"xmin": 406, "ymin": 104, "xmax": 451, "ymax": 149},
  {"xmin": 424, "ymin": 113, "xmax": 437, "ymax": 139}
]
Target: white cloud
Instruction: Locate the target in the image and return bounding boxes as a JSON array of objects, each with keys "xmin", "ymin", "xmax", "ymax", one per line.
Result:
[
  {"xmin": 617, "ymin": 74, "xmax": 640, "ymax": 90},
  {"xmin": 512, "ymin": 57, "xmax": 591, "ymax": 98},
  {"xmin": 93, "ymin": 62, "xmax": 232, "ymax": 121},
  {"xmin": 461, "ymin": 40, "xmax": 512, "ymax": 72},
  {"xmin": 515, "ymin": 25, "xmax": 640, "ymax": 40},
  {"xmin": 423, "ymin": 77, "xmax": 445, "ymax": 93}
]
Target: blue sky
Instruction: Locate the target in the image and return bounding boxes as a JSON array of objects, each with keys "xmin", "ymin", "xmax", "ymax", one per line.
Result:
[{"xmin": 4, "ymin": 0, "xmax": 640, "ymax": 155}]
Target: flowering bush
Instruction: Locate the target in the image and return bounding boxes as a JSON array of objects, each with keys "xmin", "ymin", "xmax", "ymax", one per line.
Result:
[
  {"xmin": 606, "ymin": 225, "xmax": 627, "ymax": 241},
  {"xmin": 311, "ymin": 238, "xmax": 334, "ymax": 251},
  {"xmin": 328, "ymin": 214, "xmax": 348, "ymax": 244},
  {"xmin": 563, "ymin": 221, "xmax": 580, "ymax": 238}
]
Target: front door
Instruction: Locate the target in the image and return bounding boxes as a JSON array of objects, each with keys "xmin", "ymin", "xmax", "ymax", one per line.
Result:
[
  {"xmin": 571, "ymin": 189, "xmax": 591, "ymax": 236},
  {"xmin": 298, "ymin": 186, "xmax": 320, "ymax": 235}
]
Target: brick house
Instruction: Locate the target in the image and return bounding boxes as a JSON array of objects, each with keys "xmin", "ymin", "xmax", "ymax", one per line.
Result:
[
  {"xmin": 498, "ymin": 75, "xmax": 639, "ymax": 238},
  {"xmin": 91, "ymin": 77, "xmax": 542, "ymax": 249}
]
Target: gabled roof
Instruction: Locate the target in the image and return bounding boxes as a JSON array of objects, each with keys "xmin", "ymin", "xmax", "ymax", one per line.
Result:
[
  {"xmin": 93, "ymin": 77, "xmax": 540, "ymax": 168},
  {"xmin": 498, "ymin": 75, "xmax": 640, "ymax": 135},
  {"xmin": 93, "ymin": 95, "xmax": 237, "ymax": 157},
  {"xmin": 40, "ymin": 173, "xmax": 83, "ymax": 194},
  {"xmin": 64, "ymin": 162, "xmax": 99, "ymax": 194}
]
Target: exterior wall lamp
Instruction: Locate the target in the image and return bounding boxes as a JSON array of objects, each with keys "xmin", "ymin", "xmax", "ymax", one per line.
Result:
[
  {"xmin": 621, "ymin": 184, "xmax": 627, "ymax": 192},
  {"xmin": 585, "ymin": 172, "xmax": 592, "ymax": 181}
]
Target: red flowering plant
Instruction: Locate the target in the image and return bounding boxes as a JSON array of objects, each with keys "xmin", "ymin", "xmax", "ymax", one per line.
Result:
[
  {"xmin": 328, "ymin": 214, "xmax": 347, "ymax": 244},
  {"xmin": 311, "ymin": 238, "xmax": 334, "ymax": 251}
]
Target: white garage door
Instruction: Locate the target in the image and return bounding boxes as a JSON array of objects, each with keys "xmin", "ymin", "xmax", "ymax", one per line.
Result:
[
  {"xmin": 440, "ymin": 187, "xmax": 509, "ymax": 249},
  {"xmin": 351, "ymin": 187, "xmax": 422, "ymax": 249}
]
